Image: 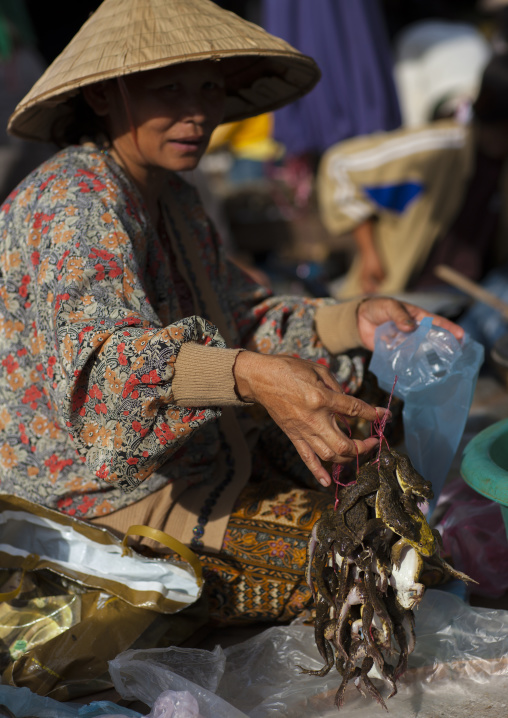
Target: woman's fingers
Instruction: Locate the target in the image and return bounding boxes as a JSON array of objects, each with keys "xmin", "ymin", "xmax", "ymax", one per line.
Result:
[
  {"xmin": 292, "ymin": 437, "xmax": 335, "ymax": 487},
  {"xmin": 406, "ymin": 305, "xmax": 465, "ymax": 341},
  {"xmin": 326, "ymin": 389, "xmax": 391, "ymax": 425},
  {"xmin": 290, "ymin": 437, "xmax": 379, "ymax": 486},
  {"xmin": 233, "ymin": 352, "xmax": 392, "ymax": 488},
  {"xmin": 357, "ymin": 296, "xmax": 465, "ymax": 349},
  {"xmin": 287, "ymin": 402, "xmax": 385, "ymax": 487}
]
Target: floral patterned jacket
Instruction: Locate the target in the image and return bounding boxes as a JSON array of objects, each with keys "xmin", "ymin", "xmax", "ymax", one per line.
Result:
[{"xmin": 0, "ymin": 144, "xmax": 363, "ymax": 520}]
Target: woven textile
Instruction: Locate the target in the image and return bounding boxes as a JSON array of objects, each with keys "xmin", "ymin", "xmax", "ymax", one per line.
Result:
[{"xmin": 199, "ymin": 472, "xmax": 333, "ymax": 624}]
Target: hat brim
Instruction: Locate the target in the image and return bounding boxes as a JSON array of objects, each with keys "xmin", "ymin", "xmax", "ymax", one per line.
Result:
[{"xmin": 7, "ymin": 0, "xmax": 321, "ymax": 143}]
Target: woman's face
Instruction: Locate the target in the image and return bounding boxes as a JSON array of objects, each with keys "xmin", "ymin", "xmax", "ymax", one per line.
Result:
[{"xmin": 99, "ymin": 60, "xmax": 226, "ymax": 173}]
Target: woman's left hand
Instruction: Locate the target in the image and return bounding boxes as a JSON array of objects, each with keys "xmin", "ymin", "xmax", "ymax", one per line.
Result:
[{"xmin": 356, "ymin": 296, "xmax": 465, "ymax": 352}]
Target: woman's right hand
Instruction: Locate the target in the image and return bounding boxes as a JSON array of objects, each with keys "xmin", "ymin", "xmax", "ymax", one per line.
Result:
[{"xmin": 233, "ymin": 351, "xmax": 386, "ymax": 488}]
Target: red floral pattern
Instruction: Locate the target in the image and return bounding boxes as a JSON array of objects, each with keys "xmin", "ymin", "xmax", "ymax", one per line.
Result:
[{"xmin": 0, "ymin": 144, "xmax": 363, "ymax": 519}]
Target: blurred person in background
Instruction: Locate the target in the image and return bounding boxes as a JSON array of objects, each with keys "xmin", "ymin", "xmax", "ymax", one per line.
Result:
[
  {"xmin": 261, "ymin": 0, "xmax": 401, "ymax": 163},
  {"xmin": 317, "ymin": 52, "xmax": 508, "ymax": 298},
  {"xmin": 393, "ymin": 19, "xmax": 491, "ymax": 128}
]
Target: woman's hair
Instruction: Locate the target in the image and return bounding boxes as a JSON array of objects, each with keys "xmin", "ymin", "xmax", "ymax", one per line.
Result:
[
  {"xmin": 50, "ymin": 91, "xmax": 109, "ymax": 148},
  {"xmin": 473, "ymin": 52, "xmax": 508, "ymax": 124}
]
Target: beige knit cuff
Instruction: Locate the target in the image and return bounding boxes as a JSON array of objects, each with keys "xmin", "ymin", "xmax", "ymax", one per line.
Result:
[
  {"xmin": 314, "ymin": 299, "xmax": 364, "ymax": 355},
  {"xmin": 172, "ymin": 342, "xmax": 247, "ymax": 407}
]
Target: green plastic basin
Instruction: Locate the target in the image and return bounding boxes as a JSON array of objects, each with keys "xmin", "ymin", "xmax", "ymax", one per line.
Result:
[{"xmin": 461, "ymin": 418, "xmax": 508, "ymax": 538}]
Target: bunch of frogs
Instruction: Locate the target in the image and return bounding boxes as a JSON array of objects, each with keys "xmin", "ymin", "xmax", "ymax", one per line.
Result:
[{"xmin": 303, "ymin": 448, "xmax": 475, "ymax": 712}]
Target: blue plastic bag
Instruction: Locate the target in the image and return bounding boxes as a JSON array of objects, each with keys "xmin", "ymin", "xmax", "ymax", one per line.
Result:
[
  {"xmin": 0, "ymin": 685, "xmax": 142, "ymax": 718},
  {"xmin": 369, "ymin": 317, "xmax": 484, "ymax": 514}
]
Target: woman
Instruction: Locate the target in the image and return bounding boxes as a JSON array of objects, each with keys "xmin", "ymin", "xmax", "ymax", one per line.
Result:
[{"xmin": 0, "ymin": 0, "xmax": 462, "ymax": 624}]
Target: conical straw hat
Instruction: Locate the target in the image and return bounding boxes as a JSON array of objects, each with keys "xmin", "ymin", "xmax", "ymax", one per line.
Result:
[{"xmin": 8, "ymin": 0, "xmax": 320, "ymax": 143}]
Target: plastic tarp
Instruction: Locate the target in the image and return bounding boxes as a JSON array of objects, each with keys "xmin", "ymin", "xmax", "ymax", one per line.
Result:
[{"xmin": 109, "ymin": 589, "xmax": 508, "ymax": 717}]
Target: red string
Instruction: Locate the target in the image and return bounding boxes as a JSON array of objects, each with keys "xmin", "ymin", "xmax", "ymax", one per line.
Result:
[
  {"xmin": 332, "ymin": 462, "xmax": 357, "ymax": 511},
  {"xmin": 372, "ymin": 375, "xmax": 398, "ymax": 464},
  {"xmin": 331, "ymin": 376, "xmax": 398, "ymax": 510},
  {"xmin": 335, "ymin": 413, "xmax": 352, "ymax": 437}
]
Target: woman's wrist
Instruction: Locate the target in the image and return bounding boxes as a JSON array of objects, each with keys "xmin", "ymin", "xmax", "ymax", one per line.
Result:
[{"xmin": 233, "ymin": 350, "xmax": 263, "ymax": 402}]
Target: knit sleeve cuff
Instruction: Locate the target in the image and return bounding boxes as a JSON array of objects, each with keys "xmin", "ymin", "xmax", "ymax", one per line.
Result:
[
  {"xmin": 172, "ymin": 342, "xmax": 247, "ymax": 407},
  {"xmin": 314, "ymin": 299, "xmax": 364, "ymax": 355}
]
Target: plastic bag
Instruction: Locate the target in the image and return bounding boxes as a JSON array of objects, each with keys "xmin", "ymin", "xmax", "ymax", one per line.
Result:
[
  {"xmin": 0, "ymin": 494, "xmax": 208, "ymax": 701},
  {"xmin": 0, "ymin": 685, "xmax": 142, "ymax": 718},
  {"xmin": 146, "ymin": 691, "xmax": 202, "ymax": 718},
  {"xmin": 0, "ymin": 583, "xmax": 80, "ymax": 669},
  {"xmin": 108, "ymin": 589, "xmax": 508, "ymax": 718},
  {"xmin": 369, "ymin": 317, "xmax": 484, "ymax": 513},
  {"xmin": 108, "ymin": 645, "xmax": 247, "ymax": 718}
]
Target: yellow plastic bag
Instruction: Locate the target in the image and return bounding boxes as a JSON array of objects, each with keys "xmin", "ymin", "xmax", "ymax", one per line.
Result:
[{"xmin": 0, "ymin": 495, "xmax": 208, "ymax": 700}]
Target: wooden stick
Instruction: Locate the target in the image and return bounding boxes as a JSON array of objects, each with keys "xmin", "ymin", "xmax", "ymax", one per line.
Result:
[{"xmin": 434, "ymin": 264, "xmax": 508, "ymax": 320}]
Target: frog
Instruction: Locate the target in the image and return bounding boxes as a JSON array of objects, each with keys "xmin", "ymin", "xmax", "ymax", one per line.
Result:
[
  {"xmin": 389, "ymin": 539, "xmax": 426, "ymax": 610},
  {"xmin": 391, "ymin": 448, "xmax": 434, "ymax": 508},
  {"xmin": 317, "ymin": 505, "xmax": 359, "ymax": 564},
  {"xmin": 361, "ymin": 562, "xmax": 394, "ymax": 653},
  {"xmin": 333, "ymin": 577, "xmax": 368, "ymax": 661},
  {"xmin": 375, "ymin": 471, "xmax": 421, "ymax": 544},
  {"xmin": 306, "ymin": 507, "xmax": 343, "ymax": 605},
  {"xmin": 360, "ymin": 600, "xmax": 389, "ymax": 669},
  {"xmin": 343, "ymin": 496, "xmax": 390, "ymax": 554},
  {"xmin": 299, "ymin": 566, "xmax": 337, "ymax": 677},
  {"xmin": 390, "ymin": 494, "xmax": 437, "ymax": 559},
  {"xmin": 424, "ymin": 546, "xmax": 478, "ymax": 585},
  {"xmin": 367, "ymin": 539, "xmax": 393, "ymax": 594},
  {"xmin": 362, "ymin": 601, "xmax": 392, "ymax": 654},
  {"xmin": 334, "ymin": 636, "xmax": 393, "ymax": 712},
  {"xmin": 384, "ymin": 585, "xmax": 416, "ymax": 681},
  {"xmin": 344, "ymin": 496, "xmax": 369, "ymax": 533},
  {"xmin": 332, "ymin": 463, "xmax": 382, "ymax": 556}
]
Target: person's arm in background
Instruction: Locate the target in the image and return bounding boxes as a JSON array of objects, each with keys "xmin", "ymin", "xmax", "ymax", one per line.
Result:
[{"xmin": 353, "ymin": 218, "xmax": 386, "ymax": 294}]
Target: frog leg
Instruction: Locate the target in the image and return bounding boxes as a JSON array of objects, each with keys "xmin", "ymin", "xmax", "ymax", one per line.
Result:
[
  {"xmin": 361, "ymin": 602, "xmax": 387, "ymax": 666},
  {"xmin": 335, "ymin": 666, "xmax": 361, "ymax": 710},
  {"xmin": 385, "ymin": 587, "xmax": 416, "ymax": 679},
  {"xmin": 334, "ymin": 582, "xmax": 365, "ymax": 660},
  {"xmin": 400, "ymin": 490, "xmax": 421, "ymax": 514},
  {"xmin": 403, "ymin": 609, "xmax": 416, "ymax": 655},
  {"xmin": 334, "ymin": 639, "xmax": 365, "ymax": 709},
  {"xmin": 300, "ymin": 578, "xmax": 338, "ymax": 677},
  {"xmin": 391, "ymin": 619, "xmax": 409, "ymax": 681},
  {"xmin": 359, "ymin": 517, "xmax": 386, "ymax": 541},
  {"xmin": 357, "ymin": 610, "xmax": 398, "ymax": 699},
  {"xmin": 299, "ymin": 620, "xmax": 336, "ymax": 676},
  {"xmin": 314, "ymin": 587, "xmax": 335, "ymax": 660},
  {"xmin": 354, "ymin": 656, "xmax": 389, "ymax": 711},
  {"xmin": 335, "ymin": 554, "xmax": 354, "ymax": 606},
  {"xmin": 391, "ymin": 537, "xmax": 409, "ymax": 570},
  {"xmin": 426, "ymin": 553, "xmax": 478, "ymax": 585},
  {"xmin": 391, "ymin": 610, "xmax": 417, "ymax": 682},
  {"xmin": 305, "ymin": 521, "xmax": 319, "ymax": 597},
  {"xmin": 362, "ymin": 569, "xmax": 393, "ymax": 651},
  {"xmin": 311, "ymin": 544, "xmax": 337, "ymax": 607},
  {"xmin": 371, "ymin": 553, "xmax": 391, "ymax": 594}
]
